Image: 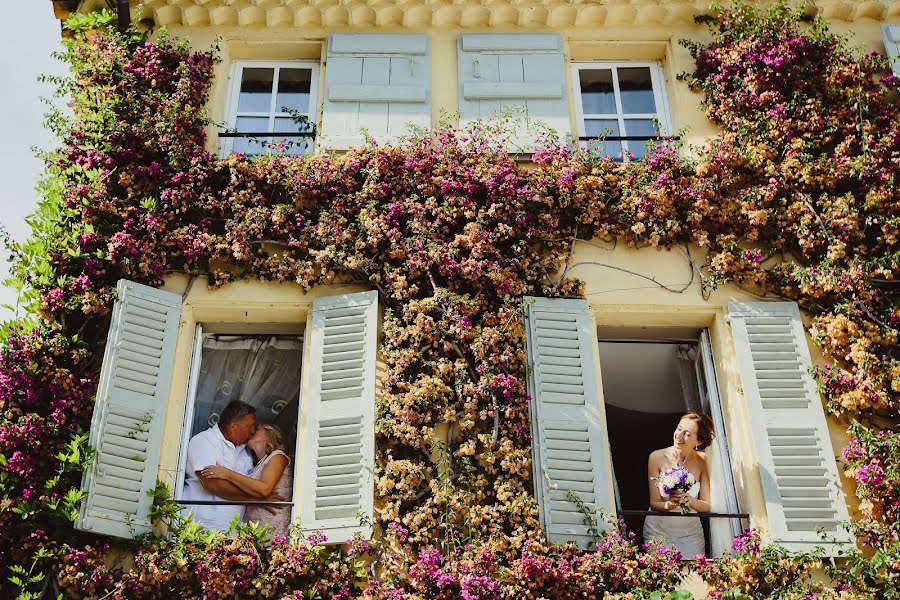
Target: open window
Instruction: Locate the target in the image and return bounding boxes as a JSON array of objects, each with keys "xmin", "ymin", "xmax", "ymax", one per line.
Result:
[
  {"xmin": 597, "ymin": 327, "xmax": 742, "ymax": 557},
  {"xmin": 524, "ymin": 297, "xmax": 854, "ymax": 557},
  {"xmin": 76, "ymin": 282, "xmax": 377, "ymax": 543},
  {"xmin": 222, "ymin": 61, "xmax": 319, "ymax": 157},
  {"xmin": 172, "ymin": 326, "xmax": 304, "ymax": 529},
  {"xmin": 572, "ymin": 62, "xmax": 671, "ymax": 161}
]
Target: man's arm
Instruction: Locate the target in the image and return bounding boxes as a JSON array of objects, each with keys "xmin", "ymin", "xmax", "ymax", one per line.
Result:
[{"xmin": 196, "ymin": 473, "xmax": 250, "ymax": 501}]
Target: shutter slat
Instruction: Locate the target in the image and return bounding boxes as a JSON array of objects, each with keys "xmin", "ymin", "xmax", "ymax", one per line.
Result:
[
  {"xmin": 300, "ymin": 291, "xmax": 377, "ymax": 543},
  {"xmin": 727, "ymin": 302, "xmax": 853, "ymax": 554},
  {"xmin": 76, "ymin": 279, "xmax": 181, "ymax": 539},
  {"xmin": 525, "ymin": 297, "xmax": 613, "ymax": 550}
]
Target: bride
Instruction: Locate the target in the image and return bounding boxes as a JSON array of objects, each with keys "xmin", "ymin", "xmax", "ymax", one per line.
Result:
[{"xmin": 644, "ymin": 412, "xmax": 714, "ymax": 558}]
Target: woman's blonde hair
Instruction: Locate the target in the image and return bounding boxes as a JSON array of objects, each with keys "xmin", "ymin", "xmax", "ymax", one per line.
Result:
[{"xmin": 257, "ymin": 423, "xmax": 287, "ymax": 455}]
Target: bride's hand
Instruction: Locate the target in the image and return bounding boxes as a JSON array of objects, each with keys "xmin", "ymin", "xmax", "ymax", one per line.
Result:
[{"xmin": 201, "ymin": 465, "xmax": 229, "ymax": 480}]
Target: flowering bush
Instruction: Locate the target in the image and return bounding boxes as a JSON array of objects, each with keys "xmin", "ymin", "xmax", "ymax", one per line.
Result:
[
  {"xmin": 695, "ymin": 529, "xmax": 826, "ymax": 599},
  {"xmin": 0, "ymin": 1, "xmax": 897, "ymax": 597}
]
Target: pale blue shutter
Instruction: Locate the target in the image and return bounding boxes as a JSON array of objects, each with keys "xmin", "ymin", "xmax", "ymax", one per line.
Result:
[
  {"xmin": 298, "ymin": 291, "xmax": 378, "ymax": 543},
  {"xmin": 321, "ymin": 34, "xmax": 430, "ymax": 149},
  {"xmin": 727, "ymin": 302, "xmax": 853, "ymax": 554},
  {"xmin": 883, "ymin": 24, "xmax": 900, "ymax": 77},
  {"xmin": 524, "ymin": 297, "xmax": 615, "ymax": 550},
  {"xmin": 76, "ymin": 280, "xmax": 182, "ymax": 539},
  {"xmin": 458, "ymin": 34, "xmax": 572, "ymax": 150}
]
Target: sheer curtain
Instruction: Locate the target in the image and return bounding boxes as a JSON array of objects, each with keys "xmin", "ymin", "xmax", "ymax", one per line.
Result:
[
  {"xmin": 192, "ymin": 336, "xmax": 303, "ymax": 453},
  {"xmin": 674, "ymin": 344, "xmax": 701, "ymax": 413}
]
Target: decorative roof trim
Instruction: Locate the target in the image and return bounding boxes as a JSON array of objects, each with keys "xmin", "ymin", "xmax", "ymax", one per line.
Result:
[{"xmin": 71, "ymin": 1, "xmax": 900, "ymax": 29}]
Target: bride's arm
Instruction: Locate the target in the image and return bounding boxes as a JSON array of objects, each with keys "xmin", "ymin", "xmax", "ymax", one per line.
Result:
[
  {"xmin": 203, "ymin": 455, "xmax": 289, "ymax": 500},
  {"xmin": 647, "ymin": 450, "xmax": 676, "ymax": 511}
]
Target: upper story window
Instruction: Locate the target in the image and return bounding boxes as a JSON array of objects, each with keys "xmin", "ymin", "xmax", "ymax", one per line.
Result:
[
  {"xmin": 223, "ymin": 61, "xmax": 319, "ymax": 157},
  {"xmin": 572, "ymin": 62, "xmax": 670, "ymax": 162}
]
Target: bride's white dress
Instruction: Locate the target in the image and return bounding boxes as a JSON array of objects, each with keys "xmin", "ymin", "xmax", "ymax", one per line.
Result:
[{"xmin": 643, "ymin": 480, "xmax": 705, "ymax": 558}]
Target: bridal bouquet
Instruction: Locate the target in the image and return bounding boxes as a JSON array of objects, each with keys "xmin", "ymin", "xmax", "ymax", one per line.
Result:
[{"xmin": 652, "ymin": 465, "xmax": 696, "ymax": 514}]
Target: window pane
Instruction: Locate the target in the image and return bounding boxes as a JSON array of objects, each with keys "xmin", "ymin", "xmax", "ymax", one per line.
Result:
[
  {"xmin": 272, "ymin": 137, "xmax": 314, "ymax": 156},
  {"xmin": 235, "ymin": 116, "xmax": 270, "ymax": 133},
  {"xmin": 276, "ymin": 68, "xmax": 312, "ymax": 114},
  {"xmin": 237, "ymin": 68, "xmax": 275, "ymax": 113},
  {"xmin": 273, "ymin": 117, "xmax": 314, "ymax": 155},
  {"xmin": 582, "ymin": 119, "xmax": 622, "ymax": 160},
  {"xmin": 624, "ymin": 119, "xmax": 659, "ymax": 161},
  {"xmin": 579, "ymin": 69, "xmax": 616, "ymax": 114},
  {"xmin": 584, "ymin": 118, "xmax": 620, "ymax": 138},
  {"xmin": 233, "ymin": 137, "xmax": 269, "ymax": 156},
  {"xmin": 617, "ymin": 67, "xmax": 656, "ymax": 114},
  {"xmin": 232, "ymin": 116, "xmax": 271, "ymax": 155},
  {"xmin": 623, "ymin": 119, "xmax": 658, "ymax": 138},
  {"xmin": 274, "ymin": 116, "xmax": 314, "ymax": 134}
]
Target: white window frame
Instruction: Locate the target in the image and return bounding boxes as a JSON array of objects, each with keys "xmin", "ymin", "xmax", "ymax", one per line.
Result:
[
  {"xmin": 222, "ymin": 60, "xmax": 320, "ymax": 158},
  {"xmin": 571, "ymin": 61, "xmax": 672, "ymax": 161},
  {"xmin": 173, "ymin": 324, "xmax": 305, "ymax": 523}
]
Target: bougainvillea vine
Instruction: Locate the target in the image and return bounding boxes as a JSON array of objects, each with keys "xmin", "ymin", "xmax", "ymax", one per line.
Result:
[{"xmin": 0, "ymin": 2, "xmax": 897, "ymax": 598}]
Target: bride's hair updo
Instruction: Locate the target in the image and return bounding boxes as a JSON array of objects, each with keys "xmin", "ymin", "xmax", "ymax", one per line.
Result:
[{"xmin": 681, "ymin": 412, "xmax": 715, "ymax": 450}]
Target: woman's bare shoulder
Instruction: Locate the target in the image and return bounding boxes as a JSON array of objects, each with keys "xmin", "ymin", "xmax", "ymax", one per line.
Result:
[{"xmin": 648, "ymin": 448, "xmax": 669, "ymax": 464}]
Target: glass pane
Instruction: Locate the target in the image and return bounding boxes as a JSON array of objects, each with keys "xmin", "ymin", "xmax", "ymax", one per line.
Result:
[
  {"xmin": 237, "ymin": 68, "xmax": 275, "ymax": 113},
  {"xmin": 232, "ymin": 116, "xmax": 271, "ymax": 155},
  {"xmin": 235, "ymin": 116, "xmax": 270, "ymax": 133},
  {"xmin": 233, "ymin": 137, "xmax": 269, "ymax": 156},
  {"xmin": 584, "ymin": 119, "xmax": 620, "ymax": 138},
  {"xmin": 276, "ymin": 68, "xmax": 312, "ymax": 114},
  {"xmin": 579, "ymin": 69, "xmax": 616, "ymax": 114},
  {"xmin": 617, "ymin": 67, "xmax": 656, "ymax": 114},
  {"xmin": 274, "ymin": 116, "xmax": 313, "ymax": 134},
  {"xmin": 624, "ymin": 119, "xmax": 659, "ymax": 161},
  {"xmin": 582, "ymin": 119, "xmax": 622, "ymax": 160},
  {"xmin": 272, "ymin": 137, "xmax": 313, "ymax": 156},
  {"xmin": 624, "ymin": 119, "xmax": 658, "ymax": 138}
]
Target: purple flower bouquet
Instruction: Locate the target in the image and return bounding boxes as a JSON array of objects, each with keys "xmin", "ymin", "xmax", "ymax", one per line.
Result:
[{"xmin": 652, "ymin": 464, "xmax": 696, "ymax": 514}]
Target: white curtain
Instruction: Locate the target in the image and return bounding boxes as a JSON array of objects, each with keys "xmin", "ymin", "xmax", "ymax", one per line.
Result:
[
  {"xmin": 674, "ymin": 344, "xmax": 701, "ymax": 413},
  {"xmin": 192, "ymin": 336, "xmax": 303, "ymax": 453}
]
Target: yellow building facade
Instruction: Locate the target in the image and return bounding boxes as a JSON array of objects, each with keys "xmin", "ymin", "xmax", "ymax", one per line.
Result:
[{"xmin": 62, "ymin": 0, "xmax": 900, "ymax": 567}]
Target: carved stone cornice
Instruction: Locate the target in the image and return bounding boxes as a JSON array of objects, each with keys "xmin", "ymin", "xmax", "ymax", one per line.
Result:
[{"xmin": 131, "ymin": 0, "xmax": 899, "ymax": 29}]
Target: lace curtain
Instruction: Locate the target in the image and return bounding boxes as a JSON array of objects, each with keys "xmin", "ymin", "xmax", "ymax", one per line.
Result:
[{"xmin": 191, "ymin": 336, "xmax": 303, "ymax": 453}]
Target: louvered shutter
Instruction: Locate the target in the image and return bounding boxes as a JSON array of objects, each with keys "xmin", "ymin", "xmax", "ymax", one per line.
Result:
[
  {"xmin": 76, "ymin": 280, "xmax": 182, "ymax": 538},
  {"xmin": 458, "ymin": 34, "xmax": 572, "ymax": 150},
  {"xmin": 299, "ymin": 291, "xmax": 377, "ymax": 543},
  {"xmin": 884, "ymin": 24, "xmax": 900, "ymax": 77},
  {"xmin": 524, "ymin": 297, "xmax": 615, "ymax": 550},
  {"xmin": 727, "ymin": 302, "xmax": 853, "ymax": 553},
  {"xmin": 321, "ymin": 34, "xmax": 430, "ymax": 150}
]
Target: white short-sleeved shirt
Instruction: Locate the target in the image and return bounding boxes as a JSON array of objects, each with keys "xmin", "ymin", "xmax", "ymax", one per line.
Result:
[{"xmin": 181, "ymin": 424, "xmax": 255, "ymax": 531}]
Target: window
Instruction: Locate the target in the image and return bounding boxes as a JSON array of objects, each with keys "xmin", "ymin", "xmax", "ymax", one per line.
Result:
[
  {"xmin": 172, "ymin": 330, "xmax": 304, "ymax": 528},
  {"xmin": 523, "ymin": 297, "xmax": 853, "ymax": 556},
  {"xmin": 75, "ymin": 281, "xmax": 377, "ymax": 544},
  {"xmin": 223, "ymin": 62, "xmax": 319, "ymax": 157},
  {"xmin": 572, "ymin": 62, "xmax": 670, "ymax": 161},
  {"xmin": 597, "ymin": 329, "xmax": 741, "ymax": 557}
]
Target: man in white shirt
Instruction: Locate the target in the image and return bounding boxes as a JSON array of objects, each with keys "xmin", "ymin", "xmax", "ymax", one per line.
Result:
[{"xmin": 181, "ymin": 400, "xmax": 258, "ymax": 530}]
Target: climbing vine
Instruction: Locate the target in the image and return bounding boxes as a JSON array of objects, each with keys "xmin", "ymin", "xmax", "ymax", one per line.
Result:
[{"xmin": 0, "ymin": 1, "xmax": 897, "ymax": 597}]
